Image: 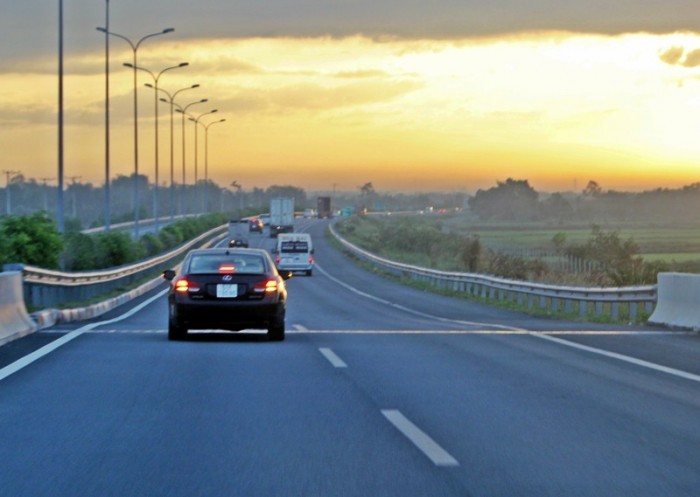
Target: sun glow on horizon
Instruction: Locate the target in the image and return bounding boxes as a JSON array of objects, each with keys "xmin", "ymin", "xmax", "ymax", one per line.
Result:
[{"xmin": 1, "ymin": 31, "xmax": 700, "ymax": 193}]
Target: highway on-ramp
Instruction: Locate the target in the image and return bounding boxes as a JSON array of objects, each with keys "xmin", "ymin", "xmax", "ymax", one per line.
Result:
[{"xmin": 1, "ymin": 219, "xmax": 698, "ymax": 497}]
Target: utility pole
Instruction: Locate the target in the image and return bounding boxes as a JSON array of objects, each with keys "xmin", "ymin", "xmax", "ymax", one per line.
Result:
[
  {"xmin": 66, "ymin": 176, "xmax": 82, "ymax": 218},
  {"xmin": 231, "ymin": 181, "xmax": 242, "ymax": 210},
  {"xmin": 39, "ymin": 177, "xmax": 56, "ymax": 213},
  {"xmin": 2, "ymin": 170, "xmax": 20, "ymax": 215}
]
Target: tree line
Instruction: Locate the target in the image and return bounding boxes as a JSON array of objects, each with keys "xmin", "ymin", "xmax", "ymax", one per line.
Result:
[{"xmin": 468, "ymin": 178, "xmax": 700, "ymax": 225}]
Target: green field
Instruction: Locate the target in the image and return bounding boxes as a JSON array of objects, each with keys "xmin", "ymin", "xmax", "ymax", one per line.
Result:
[
  {"xmin": 341, "ymin": 215, "xmax": 700, "ymax": 270},
  {"xmin": 443, "ymin": 220, "xmax": 700, "ymax": 260}
]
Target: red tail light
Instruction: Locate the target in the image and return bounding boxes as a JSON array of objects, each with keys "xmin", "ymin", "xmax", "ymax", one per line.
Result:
[
  {"xmin": 175, "ymin": 278, "xmax": 200, "ymax": 293},
  {"xmin": 254, "ymin": 278, "xmax": 278, "ymax": 293},
  {"xmin": 309, "ymin": 256, "xmax": 314, "ymax": 264},
  {"xmin": 275, "ymin": 255, "xmax": 281, "ymax": 264}
]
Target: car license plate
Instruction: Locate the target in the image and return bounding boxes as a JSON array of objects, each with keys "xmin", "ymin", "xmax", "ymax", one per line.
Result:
[{"xmin": 216, "ymin": 284, "xmax": 238, "ymax": 298}]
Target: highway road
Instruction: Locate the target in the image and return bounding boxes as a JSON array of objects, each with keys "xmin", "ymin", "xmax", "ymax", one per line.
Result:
[{"xmin": 1, "ymin": 218, "xmax": 698, "ymax": 496}]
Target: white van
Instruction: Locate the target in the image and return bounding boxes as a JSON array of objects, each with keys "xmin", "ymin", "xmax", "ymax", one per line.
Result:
[{"xmin": 274, "ymin": 233, "xmax": 314, "ymax": 276}]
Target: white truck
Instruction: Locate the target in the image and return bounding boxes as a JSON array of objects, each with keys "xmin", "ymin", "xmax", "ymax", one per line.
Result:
[
  {"xmin": 274, "ymin": 232, "xmax": 314, "ymax": 276},
  {"xmin": 269, "ymin": 197, "xmax": 295, "ymax": 238}
]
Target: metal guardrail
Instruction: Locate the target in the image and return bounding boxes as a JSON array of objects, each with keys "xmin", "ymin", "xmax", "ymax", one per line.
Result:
[
  {"xmin": 19, "ymin": 224, "xmax": 228, "ymax": 308},
  {"xmin": 329, "ymin": 224, "xmax": 657, "ymax": 321}
]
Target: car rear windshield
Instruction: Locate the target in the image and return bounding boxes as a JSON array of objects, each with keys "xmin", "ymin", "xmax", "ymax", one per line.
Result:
[
  {"xmin": 188, "ymin": 254, "xmax": 266, "ymax": 275},
  {"xmin": 280, "ymin": 241, "xmax": 309, "ymax": 253}
]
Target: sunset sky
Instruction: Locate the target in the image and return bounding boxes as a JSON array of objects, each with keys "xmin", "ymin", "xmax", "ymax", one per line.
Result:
[{"xmin": 1, "ymin": 1, "xmax": 700, "ymax": 193}]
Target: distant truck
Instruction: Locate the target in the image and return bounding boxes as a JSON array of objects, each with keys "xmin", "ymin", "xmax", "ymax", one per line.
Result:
[
  {"xmin": 317, "ymin": 196, "xmax": 332, "ymax": 219},
  {"xmin": 269, "ymin": 197, "xmax": 295, "ymax": 237},
  {"xmin": 228, "ymin": 219, "xmax": 249, "ymax": 247}
]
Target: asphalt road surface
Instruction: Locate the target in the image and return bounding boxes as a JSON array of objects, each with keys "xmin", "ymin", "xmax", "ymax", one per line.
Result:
[{"xmin": 1, "ymin": 219, "xmax": 698, "ymax": 496}]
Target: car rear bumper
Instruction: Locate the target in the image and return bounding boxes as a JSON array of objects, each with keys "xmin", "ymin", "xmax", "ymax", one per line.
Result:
[{"xmin": 173, "ymin": 301, "xmax": 279, "ymax": 330}]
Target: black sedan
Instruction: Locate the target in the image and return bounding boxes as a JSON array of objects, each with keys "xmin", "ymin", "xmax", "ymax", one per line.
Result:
[{"xmin": 163, "ymin": 248, "xmax": 290, "ymax": 341}]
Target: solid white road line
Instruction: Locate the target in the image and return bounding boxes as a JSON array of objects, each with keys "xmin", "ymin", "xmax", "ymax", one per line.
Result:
[
  {"xmin": 0, "ymin": 289, "xmax": 168, "ymax": 383},
  {"xmin": 315, "ymin": 262, "xmax": 700, "ymax": 383},
  {"xmin": 382, "ymin": 409, "xmax": 459, "ymax": 467},
  {"xmin": 319, "ymin": 347, "xmax": 348, "ymax": 368},
  {"xmin": 533, "ymin": 333, "xmax": 700, "ymax": 383},
  {"xmin": 314, "ymin": 262, "xmax": 523, "ymax": 332}
]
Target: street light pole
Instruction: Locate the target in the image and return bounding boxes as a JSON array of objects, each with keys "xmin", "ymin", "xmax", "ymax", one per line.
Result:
[
  {"xmin": 58, "ymin": 0, "xmax": 64, "ymax": 234},
  {"xmin": 154, "ymin": 84, "xmax": 200, "ymax": 222},
  {"xmin": 201, "ymin": 118, "xmax": 226, "ymax": 212},
  {"xmin": 175, "ymin": 99, "xmax": 208, "ymax": 216},
  {"xmin": 99, "ymin": 0, "xmax": 110, "ymax": 232},
  {"xmin": 96, "ymin": 26, "xmax": 174, "ymax": 239},
  {"xmin": 189, "ymin": 109, "xmax": 218, "ymax": 214},
  {"xmin": 127, "ymin": 62, "xmax": 188, "ymax": 233}
]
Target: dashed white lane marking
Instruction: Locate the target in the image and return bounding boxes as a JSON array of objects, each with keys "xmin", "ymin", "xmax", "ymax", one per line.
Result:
[
  {"xmin": 319, "ymin": 347, "xmax": 348, "ymax": 368},
  {"xmin": 382, "ymin": 409, "xmax": 459, "ymax": 467},
  {"xmin": 0, "ymin": 289, "xmax": 168, "ymax": 383},
  {"xmin": 533, "ymin": 333, "xmax": 700, "ymax": 383},
  {"xmin": 292, "ymin": 324, "xmax": 308, "ymax": 331}
]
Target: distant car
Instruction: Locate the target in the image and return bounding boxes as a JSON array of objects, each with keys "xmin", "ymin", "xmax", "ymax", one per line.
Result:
[
  {"xmin": 163, "ymin": 248, "xmax": 291, "ymax": 341},
  {"xmin": 258, "ymin": 214, "xmax": 270, "ymax": 226},
  {"xmin": 228, "ymin": 238, "xmax": 249, "ymax": 248},
  {"xmin": 249, "ymin": 218, "xmax": 263, "ymax": 233}
]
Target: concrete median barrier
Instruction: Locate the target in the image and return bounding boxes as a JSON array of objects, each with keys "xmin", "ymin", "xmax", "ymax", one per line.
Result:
[
  {"xmin": 648, "ymin": 273, "xmax": 700, "ymax": 330},
  {"xmin": 0, "ymin": 272, "xmax": 36, "ymax": 345}
]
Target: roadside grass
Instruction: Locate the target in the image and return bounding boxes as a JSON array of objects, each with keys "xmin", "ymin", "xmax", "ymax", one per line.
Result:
[{"xmin": 326, "ymin": 227, "xmax": 650, "ymax": 325}]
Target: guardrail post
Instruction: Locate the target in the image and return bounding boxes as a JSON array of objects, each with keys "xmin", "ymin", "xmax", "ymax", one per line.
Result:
[
  {"xmin": 629, "ymin": 302, "xmax": 637, "ymax": 321},
  {"xmin": 579, "ymin": 301, "xmax": 587, "ymax": 318},
  {"xmin": 611, "ymin": 302, "xmax": 619, "ymax": 320}
]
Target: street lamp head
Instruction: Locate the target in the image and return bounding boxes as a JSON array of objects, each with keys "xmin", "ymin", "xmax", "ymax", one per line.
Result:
[
  {"xmin": 200, "ymin": 98, "xmax": 208, "ymax": 103},
  {"xmin": 211, "ymin": 109, "xmax": 218, "ymax": 114},
  {"xmin": 145, "ymin": 83, "xmax": 154, "ymax": 88},
  {"xmin": 163, "ymin": 28, "xmax": 175, "ymax": 34},
  {"xmin": 160, "ymin": 97, "xmax": 169, "ymax": 103},
  {"xmin": 179, "ymin": 62, "xmax": 189, "ymax": 68},
  {"xmin": 191, "ymin": 84, "xmax": 200, "ymax": 89},
  {"xmin": 124, "ymin": 62, "xmax": 134, "ymax": 68},
  {"xmin": 96, "ymin": 27, "xmax": 107, "ymax": 33}
]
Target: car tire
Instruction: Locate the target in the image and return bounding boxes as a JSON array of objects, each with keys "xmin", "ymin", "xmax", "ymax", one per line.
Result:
[
  {"xmin": 168, "ymin": 318, "xmax": 187, "ymax": 341},
  {"xmin": 267, "ymin": 304, "xmax": 286, "ymax": 342}
]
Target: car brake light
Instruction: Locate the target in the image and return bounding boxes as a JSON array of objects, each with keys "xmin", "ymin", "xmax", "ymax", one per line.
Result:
[
  {"xmin": 254, "ymin": 279, "xmax": 278, "ymax": 293},
  {"xmin": 309, "ymin": 256, "xmax": 314, "ymax": 264},
  {"xmin": 219, "ymin": 264, "xmax": 236, "ymax": 273},
  {"xmin": 175, "ymin": 278, "xmax": 200, "ymax": 293},
  {"xmin": 275, "ymin": 255, "xmax": 281, "ymax": 264}
]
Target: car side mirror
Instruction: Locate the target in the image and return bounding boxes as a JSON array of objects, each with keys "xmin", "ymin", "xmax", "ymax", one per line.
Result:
[{"xmin": 163, "ymin": 269, "xmax": 176, "ymax": 281}]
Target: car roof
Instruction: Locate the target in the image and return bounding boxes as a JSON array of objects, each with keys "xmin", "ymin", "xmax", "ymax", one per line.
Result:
[{"xmin": 188, "ymin": 247, "xmax": 268, "ymax": 257}]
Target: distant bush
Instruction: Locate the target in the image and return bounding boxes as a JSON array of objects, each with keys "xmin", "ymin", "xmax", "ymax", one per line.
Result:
[
  {"xmin": 0, "ymin": 212, "xmax": 63, "ymax": 269},
  {"xmin": 63, "ymin": 233, "xmax": 97, "ymax": 270},
  {"xmin": 139, "ymin": 233, "xmax": 164, "ymax": 257}
]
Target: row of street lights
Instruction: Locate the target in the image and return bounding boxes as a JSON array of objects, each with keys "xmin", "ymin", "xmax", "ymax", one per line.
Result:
[{"xmin": 94, "ymin": 6, "xmax": 225, "ymax": 238}]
